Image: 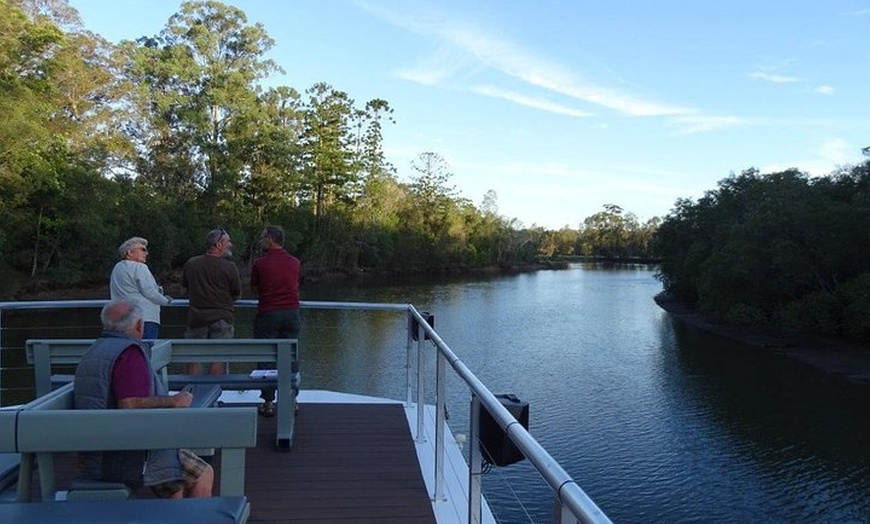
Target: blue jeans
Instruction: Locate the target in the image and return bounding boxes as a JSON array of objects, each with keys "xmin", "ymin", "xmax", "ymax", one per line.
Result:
[
  {"xmin": 143, "ymin": 321, "xmax": 160, "ymax": 340},
  {"xmin": 254, "ymin": 309, "xmax": 301, "ymax": 402}
]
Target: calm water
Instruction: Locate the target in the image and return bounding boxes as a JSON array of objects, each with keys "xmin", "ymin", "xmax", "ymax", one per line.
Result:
[{"xmin": 2, "ymin": 263, "xmax": 868, "ymax": 523}]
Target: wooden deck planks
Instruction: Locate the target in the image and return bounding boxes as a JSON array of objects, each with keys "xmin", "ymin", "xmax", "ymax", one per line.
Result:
[
  {"xmin": 25, "ymin": 402, "xmax": 437, "ymax": 523},
  {"xmin": 243, "ymin": 402, "xmax": 436, "ymax": 523}
]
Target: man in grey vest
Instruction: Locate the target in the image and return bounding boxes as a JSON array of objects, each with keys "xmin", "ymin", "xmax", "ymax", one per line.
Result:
[{"xmin": 73, "ymin": 299, "xmax": 214, "ymax": 498}]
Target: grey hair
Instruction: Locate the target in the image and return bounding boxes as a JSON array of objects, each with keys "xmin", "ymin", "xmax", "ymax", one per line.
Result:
[
  {"xmin": 100, "ymin": 299, "xmax": 143, "ymax": 333},
  {"xmin": 118, "ymin": 237, "xmax": 148, "ymax": 258},
  {"xmin": 205, "ymin": 229, "xmax": 226, "ymax": 248}
]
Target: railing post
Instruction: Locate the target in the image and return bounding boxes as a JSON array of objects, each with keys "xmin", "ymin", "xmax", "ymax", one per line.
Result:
[
  {"xmin": 405, "ymin": 310, "xmax": 414, "ymax": 408},
  {"xmin": 415, "ymin": 319, "xmax": 426, "ymax": 443},
  {"xmin": 468, "ymin": 395, "xmax": 483, "ymax": 524},
  {"xmin": 434, "ymin": 350, "xmax": 446, "ymax": 501}
]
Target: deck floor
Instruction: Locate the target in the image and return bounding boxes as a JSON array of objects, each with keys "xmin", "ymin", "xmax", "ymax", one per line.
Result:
[
  {"xmin": 30, "ymin": 402, "xmax": 437, "ymax": 523},
  {"xmin": 242, "ymin": 402, "xmax": 436, "ymax": 523}
]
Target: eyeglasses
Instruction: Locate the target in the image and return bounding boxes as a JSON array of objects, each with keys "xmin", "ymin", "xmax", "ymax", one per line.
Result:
[{"xmin": 136, "ymin": 246, "xmax": 148, "ymax": 253}]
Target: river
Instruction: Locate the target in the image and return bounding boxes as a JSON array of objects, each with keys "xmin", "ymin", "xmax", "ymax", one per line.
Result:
[{"xmin": 2, "ymin": 263, "xmax": 868, "ymax": 523}]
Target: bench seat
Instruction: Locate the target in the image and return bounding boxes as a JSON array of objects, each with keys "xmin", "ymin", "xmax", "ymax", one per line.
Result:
[
  {"xmin": 29, "ymin": 338, "xmax": 296, "ymax": 449},
  {"xmin": 0, "ymin": 496, "xmax": 250, "ymax": 523}
]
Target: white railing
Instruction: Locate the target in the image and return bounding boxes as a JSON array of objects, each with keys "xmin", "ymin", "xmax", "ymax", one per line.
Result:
[{"xmin": 0, "ymin": 299, "xmax": 612, "ymax": 524}]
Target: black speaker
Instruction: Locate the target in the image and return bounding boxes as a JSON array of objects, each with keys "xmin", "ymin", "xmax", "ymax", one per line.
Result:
[{"xmin": 478, "ymin": 393, "xmax": 529, "ymax": 467}]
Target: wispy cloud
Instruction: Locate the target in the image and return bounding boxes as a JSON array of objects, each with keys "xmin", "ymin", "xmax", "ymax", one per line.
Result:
[
  {"xmin": 669, "ymin": 115, "xmax": 751, "ymax": 134},
  {"xmin": 470, "ymin": 85, "xmax": 593, "ymax": 118},
  {"xmin": 815, "ymin": 85, "xmax": 835, "ymax": 95},
  {"xmin": 669, "ymin": 114, "xmax": 843, "ymax": 135},
  {"xmin": 355, "ymin": 1, "xmax": 693, "ymax": 117},
  {"xmin": 394, "ymin": 42, "xmax": 479, "ymax": 86},
  {"xmin": 818, "ymin": 138, "xmax": 851, "ymax": 165},
  {"xmin": 848, "ymin": 8, "xmax": 870, "ymax": 16},
  {"xmin": 750, "ymin": 71, "xmax": 801, "ymax": 83},
  {"xmin": 761, "ymin": 138, "xmax": 857, "ymax": 176}
]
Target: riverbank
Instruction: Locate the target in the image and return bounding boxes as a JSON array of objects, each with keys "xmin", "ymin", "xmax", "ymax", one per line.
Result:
[
  {"xmin": 1, "ymin": 261, "xmax": 568, "ymax": 301},
  {"xmin": 654, "ymin": 292, "xmax": 870, "ymax": 385}
]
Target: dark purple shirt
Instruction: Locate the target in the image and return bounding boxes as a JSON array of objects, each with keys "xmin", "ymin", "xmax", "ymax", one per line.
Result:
[{"xmin": 112, "ymin": 345, "xmax": 150, "ymax": 401}]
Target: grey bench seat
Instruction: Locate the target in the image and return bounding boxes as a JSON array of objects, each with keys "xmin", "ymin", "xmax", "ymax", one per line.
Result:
[
  {"xmin": 0, "ymin": 496, "xmax": 250, "ymax": 523},
  {"xmin": 44, "ymin": 378, "xmax": 223, "ymax": 407},
  {"xmin": 0, "ymin": 384, "xmax": 257, "ymax": 502},
  {"xmin": 28, "ymin": 338, "xmax": 296, "ymax": 449}
]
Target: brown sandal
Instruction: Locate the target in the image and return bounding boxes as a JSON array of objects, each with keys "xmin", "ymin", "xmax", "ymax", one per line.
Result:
[{"xmin": 258, "ymin": 403, "xmax": 275, "ymax": 417}]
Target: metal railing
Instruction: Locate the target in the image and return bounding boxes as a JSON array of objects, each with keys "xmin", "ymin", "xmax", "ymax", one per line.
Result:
[{"xmin": 0, "ymin": 299, "xmax": 612, "ymax": 524}]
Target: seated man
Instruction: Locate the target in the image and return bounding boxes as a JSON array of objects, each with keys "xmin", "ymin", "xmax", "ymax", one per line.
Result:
[{"xmin": 73, "ymin": 299, "xmax": 214, "ymax": 498}]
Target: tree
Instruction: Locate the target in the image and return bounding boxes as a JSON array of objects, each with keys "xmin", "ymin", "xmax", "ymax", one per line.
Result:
[
  {"xmin": 580, "ymin": 204, "xmax": 639, "ymax": 258},
  {"xmin": 0, "ymin": 0, "xmax": 127, "ymax": 284},
  {"xmin": 233, "ymin": 86, "xmax": 304, "ymax": 225},
  {"xmin": 298, "ymin": 82, "xmax": 355, "ymax": 221},
  {"xmin": 655, "ymin": 163, "xmax": 870, "ymax": 339},
  {"xmin": 120, "ymin": 0, "xmax": 279, "ymax": 215},
  {"xmin": 349, "ymin": 98, "xmax": 395, "ymax": 191}
]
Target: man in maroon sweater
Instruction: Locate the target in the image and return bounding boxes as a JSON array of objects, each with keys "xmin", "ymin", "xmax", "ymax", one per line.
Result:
[{"xmin": 250, "ymin": 225, "xmax": 301, "ymax": 417}]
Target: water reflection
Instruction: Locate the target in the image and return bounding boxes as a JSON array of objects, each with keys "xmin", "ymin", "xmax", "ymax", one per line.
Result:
[{"xmin": 665, "ymin": 321, "xmax": 870, "ymax": 523}]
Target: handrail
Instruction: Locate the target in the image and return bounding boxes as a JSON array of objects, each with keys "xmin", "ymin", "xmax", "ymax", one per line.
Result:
[
  {"xmin": 0, "ymin": 298, "xmax": 611, "ymax": 523},
  {"xmin": 406, "ymin": 306, "xmax": 613, "ymax": 524}
]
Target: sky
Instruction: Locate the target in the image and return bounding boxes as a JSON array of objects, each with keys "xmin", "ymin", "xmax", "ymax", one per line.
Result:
[{"xmin": 68, "ymin": 0, "xmax": 870, "ymax": 229}]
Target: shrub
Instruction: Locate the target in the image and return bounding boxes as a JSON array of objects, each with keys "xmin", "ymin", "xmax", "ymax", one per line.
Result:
[
  {"xmin": 773, "ymin": 291, "xmax": 840, "ymax": 336},
  {"xmin": 722, "ymin": 303, "xmax": 767, "ymax": 326},
  {"xmin": 840, "ymin": 273, "xmax": 870, "ymax": 341}
]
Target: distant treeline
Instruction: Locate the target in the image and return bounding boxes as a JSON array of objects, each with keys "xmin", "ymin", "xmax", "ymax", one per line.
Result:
[
  {"xmin": 655, "ymin": 161, "xmax": 870, "ymax": 342},
  {"xmin": 0, "ymin": 0, "xmax": 661, "ymax": 297}
]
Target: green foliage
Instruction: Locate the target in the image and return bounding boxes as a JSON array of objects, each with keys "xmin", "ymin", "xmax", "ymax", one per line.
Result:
[
  {"xmin": 839, "ymin": 272, "xmax": 870, "ymax": 339},
  {"xmin": 773, "ymin": 291, "xmax": 840, "ymax": 336},
  {"xmin": 656, "ymin": 162, "xmax": 870, "ymax": 341},
  {"xmin": 577, "ymin": 204, "xmax": 659, "ymax": 260}
]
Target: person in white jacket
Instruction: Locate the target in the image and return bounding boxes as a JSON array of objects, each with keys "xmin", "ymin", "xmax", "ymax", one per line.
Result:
[{"xmin": 109, "ymin": 237, "xmax": 173, "ymax": 339}]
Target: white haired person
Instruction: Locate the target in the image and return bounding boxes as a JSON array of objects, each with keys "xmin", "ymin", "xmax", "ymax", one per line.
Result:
[{"xmin": 109, "ymin": 237, "xmax": 172, "ymax": 339}]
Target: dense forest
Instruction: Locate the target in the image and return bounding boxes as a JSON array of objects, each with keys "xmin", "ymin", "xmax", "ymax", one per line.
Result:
[
  {"xmin": 655, "ymin": 158, "xmax": 870, "ymax": 343},
  {"xmin": 0, "ymin": 0, "xmax": 660, "ymax": 297}
]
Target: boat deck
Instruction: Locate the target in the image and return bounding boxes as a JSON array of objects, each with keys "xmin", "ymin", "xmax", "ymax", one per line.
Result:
[
  {"xmin": 26, "ymin": 400, "xmax": 438, "ymax": 523},
  {"xmin": 243, "ymin": 401, "xmax": 436, "ymax": 523}
]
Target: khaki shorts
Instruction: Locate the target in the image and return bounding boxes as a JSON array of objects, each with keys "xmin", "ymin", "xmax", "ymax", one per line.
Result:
[
  {"xmin": 150, "ymin": 449, "xmax": 209, "ymax": 498},
  {"xmin": 185, "ymin": 319, "xmax": 234, "ymax": 371},
  {"xmin": 185, "ymin": 319, "xmax": 234, "ymax": 339}
]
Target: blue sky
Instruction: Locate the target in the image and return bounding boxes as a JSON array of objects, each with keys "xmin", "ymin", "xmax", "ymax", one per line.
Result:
[{"xmin": 69, "ymin": 0, "xmax": 870, "ymax": 229}]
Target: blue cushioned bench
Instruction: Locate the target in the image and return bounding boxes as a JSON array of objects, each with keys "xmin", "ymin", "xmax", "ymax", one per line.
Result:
[
  {"xmin": 0, "ymin": 496, "xmax": 250, "ymax": 523},
  {"xmin": 27, "ymin": 338, "xmax": 298, "ymax": 449}
]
